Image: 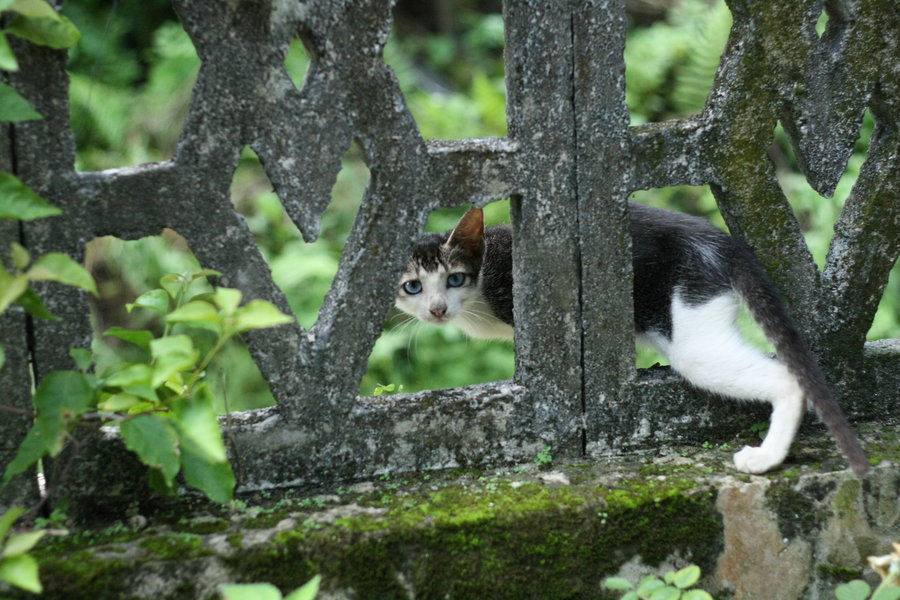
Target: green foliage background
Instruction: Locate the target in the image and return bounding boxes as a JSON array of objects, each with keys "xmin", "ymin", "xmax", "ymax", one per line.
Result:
[{"xmin": 61, "ymin": 0, "xmax": 897, "ymax": 410}]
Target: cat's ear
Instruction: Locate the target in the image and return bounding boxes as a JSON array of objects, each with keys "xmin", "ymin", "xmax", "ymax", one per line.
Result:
[{"xmin": 447, "ymin": 207, "xmax": 484, "ymax": 256}]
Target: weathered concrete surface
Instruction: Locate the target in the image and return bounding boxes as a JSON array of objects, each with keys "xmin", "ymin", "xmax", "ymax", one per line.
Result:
[
  {"xmin": 2, "ymin": 421, "xmax": 897, "ymax": 600},
  {"xmin": 31, "ymin": 340, "xmax": 897, "ymax": 521},
  {"xmin": 0, "ymin": 304, "xmax": 38, "ymax": 513}
]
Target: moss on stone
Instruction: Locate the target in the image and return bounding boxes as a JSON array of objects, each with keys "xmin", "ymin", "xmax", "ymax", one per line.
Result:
[
  {"xmin": 219, "ymin": 475, "xmax": 722, "ymax": 600},
  {"xmin": 832, "ymin": 479, "xmax": 861, "ymax": 521},
  {"xmin": 766, "ymin": 482, "xmax": 823, "ymax": 539},
  {"xmin": 174, "ymin": 517, "xmax": 230, "ymax": 535},
  {"xmin": 242, "ymin": 511, "xmax": 290, "ymax": 530},
  {"xmin": 139, "ymin": 532, "xmax": 208, "ymax": 559},
  {"xmin": 817, "ymin": 563, "xmax": 863, "ymax": 583},
  {"xmin": 27, "ymin": 549, "xmax": 132, "ymax": 600},
  {"xmin": 226, "ymin": 532, "xmax": 244, "ymax": 549}
]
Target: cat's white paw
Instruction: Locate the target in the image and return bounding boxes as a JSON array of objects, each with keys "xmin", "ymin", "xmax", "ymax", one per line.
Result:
[{"xmin": 733, "ymin": 445, "xmax": 783, "ymax": 474}]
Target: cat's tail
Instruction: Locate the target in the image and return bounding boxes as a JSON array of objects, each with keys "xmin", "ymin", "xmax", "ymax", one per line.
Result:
[{"xmin": 730, "ymin": 242, "xmax": 869, "ymax": 476}]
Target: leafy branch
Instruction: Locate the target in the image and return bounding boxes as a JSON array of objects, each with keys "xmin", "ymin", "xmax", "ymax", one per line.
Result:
[{"xmin": 1, "ymin": 269, "xmax": 293, "ymax": 504}]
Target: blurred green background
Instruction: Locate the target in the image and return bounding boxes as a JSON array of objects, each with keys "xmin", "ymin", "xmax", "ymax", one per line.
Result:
[{"xmin": 63, "ymin": 0, "xmax": 898, "ymax": 411}]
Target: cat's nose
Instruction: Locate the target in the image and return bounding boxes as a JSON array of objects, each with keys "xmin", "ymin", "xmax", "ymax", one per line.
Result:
[{"xmin": 430, "ymin": 305, "xmax": 447, "ymax": 318}]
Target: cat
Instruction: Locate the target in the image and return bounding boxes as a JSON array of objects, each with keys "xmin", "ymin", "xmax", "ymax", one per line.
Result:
[{"xmin": 395, "ymin": 203, "xmax": 869, "ymax": 476}]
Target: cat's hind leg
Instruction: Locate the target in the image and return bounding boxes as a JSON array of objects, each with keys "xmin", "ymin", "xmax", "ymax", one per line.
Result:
[{"xmin": 659, "ymin": 293, "xmax": 804, "ymax": 474}]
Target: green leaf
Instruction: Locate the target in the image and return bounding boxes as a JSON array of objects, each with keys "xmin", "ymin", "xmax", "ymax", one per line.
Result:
[
  {"xmin": 180, "ymin": 444, "xmax": 234, "ymax": 503},
  {"xmin": 0, "ymin": 267, "xmax": 28, "ymax": 313},
  {"xmin": 150, "ymin": 335, "xmax": 198, "ymax": 388},
  {"xmin": 0, "ymin": 172, "xmax": 58, "ymax": 220},
  {"xmin": 97, "ymin": 392, "xmax": 143, "ymax": 412},
  {"xmin": 159, "ymin": 273, "xmax": 186, "ymax": 298},
  {"xmin": 32, "ymin": 370, "xmax": 94, "ymax": 456},
  {"xmin": 8, "ymin": 0, "xmax": 59, "ymax": 19},
  {"xmin": 0, "ymin": 345, "xmax": 5, "ymax": 370},
  {"xmin": 191, "ymin": 269, "xmax": 221, "ymax": 281},
  {"xmin": 10, "ymin": 242, "xmax": 29, "ymax": 270},
  {"xmin": 2, "ymin": 427, "xmax": 43, "ymax": 485},
  {"xmin": 648, "ymin": 586, "xmax": 681, "ymax": 600},
  {"xmin": 219, "ymin": 582, "xmax": 283, "ymax": 600},
  {"xmin": 27, "ymin": 253, "xmax": 98, "ymax": 295},
  {"xmin": 0, "ymin": 82, "xmax": 41, "ymax": 122},
  {"xmin": 0, "ymin": 32, "xmax": 19, "ymax": 71},
  {"xmin": 103, "ymin": 364, "xmax": 153, "ymax": 388},
  {"xmin": 285, "ymin": 575, "xmax": 321, "ymax": 600},
  {"xmin": 671, "ymin": 566, "xmax": 701, "ymax": 589},
  {"xmin": 120, "ymin": 414, "xmax": 180, "ymax": 486},
  {"xmin": 681, "ymin": 591, "xmax": 714, "ymax": 600},
  {"xmin": 16, "ymin": 288, "xmax": 55, "ymax": 319},
  {"xmin": 836, "ymin": 580, "xmax": 871, "ymax": 600},
  {"xmin": 0, "ymin": 553, "xmax": 42, "ymax": 593},
  {"xmin": 231, "ymin": 300, "xmax": 293, "ymax": 333},
  {"xmin": 0, "ymin": 507, "xmax": 25, "ymax": 542},
  {"xmin": 166, "ymin": 300, "xmax": 222, "ymax": 332},
  {"xmin": 636, "ymin": 576, "xmax": 666, "ymax": 597},
  {"xmin": 103, "ymin": 326, "xmax": 154, "ymax": 350},
  {"xmin": 126, "ymin": 289, "xmax": 170, "ymax": 315},
  {"xmin": 872, "ymin": 588, "xmax": 900, "ymax": 600},
  {"xmin": 622, "ymin": 592, "xmax": 639, "ymax": 600},
  {"xmin": 121, "ymin": 385, "xmax": 159, "ymax": 404},
  {"xmin": 171, "ymin": 397, "xmax": 226, "ymax": 463},
  {"xmin": 213, "ymin": 287, "xmax": 241, "ymax": 314},
  {"xmin": 3, "ymin": 530, "xmax": 46, "ymax": 557},
  {"xmin": 69, "ymin": 348, "xmax": 93, "ymax": 372},
  {"xmin": 6, "ymin": 12, "xmax": 81, "ymax": 49},
  {"xmin": 604, "ymin": 577, "xmax": 635, "ymax": 591}
]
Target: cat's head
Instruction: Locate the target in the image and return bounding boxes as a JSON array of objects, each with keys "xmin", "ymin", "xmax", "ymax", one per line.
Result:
[{"xmin": 395, "ymin": 208, "xmax": 485, "ymax": 327}]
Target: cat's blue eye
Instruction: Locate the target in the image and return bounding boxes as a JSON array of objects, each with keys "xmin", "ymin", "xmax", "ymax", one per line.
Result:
[
  {"xmin": 402, "ymin": 280, "xmax": 422, "ymax": 295},
  {"xmin": 447, "ymin": 273, "xmax": 466, "ymax": 288}
]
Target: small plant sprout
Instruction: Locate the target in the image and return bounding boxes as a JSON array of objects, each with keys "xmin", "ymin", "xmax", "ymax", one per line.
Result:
[
  {"xmin": 749, "ymin": 422, "xmax": 769, "ymax": 441},
  {"xmin": 373, "ymin": 383, "xmax": 403, "ymax": 396},
  {"xmin": 219, "ymin": 574, "xmax": 321, "ymax": 600},
  {"xmin": 835, "ymin": 543, "xmax": 900, "ymax": 600},
  {"xmin": 603, "ymin": 565, "xmax": 713, "ymax": 600},
  {"xmin": 534, "ymin": 445, "xmax": 553, "ymax": 469}
]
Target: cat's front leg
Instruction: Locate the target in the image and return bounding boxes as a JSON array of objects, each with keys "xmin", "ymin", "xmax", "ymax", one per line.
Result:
[{"xmin": 733, "ymin": 445, "xmax": 788, "ymax": 474}]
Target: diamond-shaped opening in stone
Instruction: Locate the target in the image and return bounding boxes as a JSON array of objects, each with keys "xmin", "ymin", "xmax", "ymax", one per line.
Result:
[
  {"xmin": 770, "ymin": 110, "xmax": 875, "ymax": 273},
  {"xmin": 868, "ymin": 267, "xmax": 899, "ymax": 341},
  {"xmin": 385, "ymin": 0, "xmax": 507, "ymax": 139},
  {"xmin": 629, "ymin": 186, "xmax": 774, "ymax": 369},
  {"xmin": 283, "ymin": 36, "xmax": 311, "ymax": 90},
  {"xmin": 64, "ymin": 5, "xmax": 200, "ymax": 171},
  {"xmin": 362, "ymin": 200, "xmax": 514, "ymax": 396},
  {"xmin": 771, "ymin": 107, "xmax": 899, "ymax": 342},
  {"xmin": 84, "ymin": 231, "xmax": 276, "ymax": 412},
  {"xmin": 624, "ymin": 0, "xmax": 731, "ymax": 125},
  {"xmin": 231, "ymin": 144, "xmax": 369, "ymax": 331}
]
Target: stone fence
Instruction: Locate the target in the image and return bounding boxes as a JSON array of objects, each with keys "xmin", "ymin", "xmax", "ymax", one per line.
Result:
[{"xmin": 1, "ymin": 0, "xmax": 897, "ymax": 515}]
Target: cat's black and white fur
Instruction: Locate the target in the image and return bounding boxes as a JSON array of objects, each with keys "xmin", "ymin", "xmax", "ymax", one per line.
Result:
[{"xmin": 395, "ymin": 203, "xmax": 868, "ymax": 476}]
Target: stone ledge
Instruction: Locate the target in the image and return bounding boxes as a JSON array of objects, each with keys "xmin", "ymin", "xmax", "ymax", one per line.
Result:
[{"xmin": 4, "ymin": 420, "xmax": 897, "ymax": 600}]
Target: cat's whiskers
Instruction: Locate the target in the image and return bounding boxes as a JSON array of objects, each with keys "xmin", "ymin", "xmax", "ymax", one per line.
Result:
[
  {"xmin": 459, "ymin": 306, "xmax": 494, "ymax": 326},
  {"xmin": 397, "ymin": 316, "xmax": 418, "ymax": 333}
]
